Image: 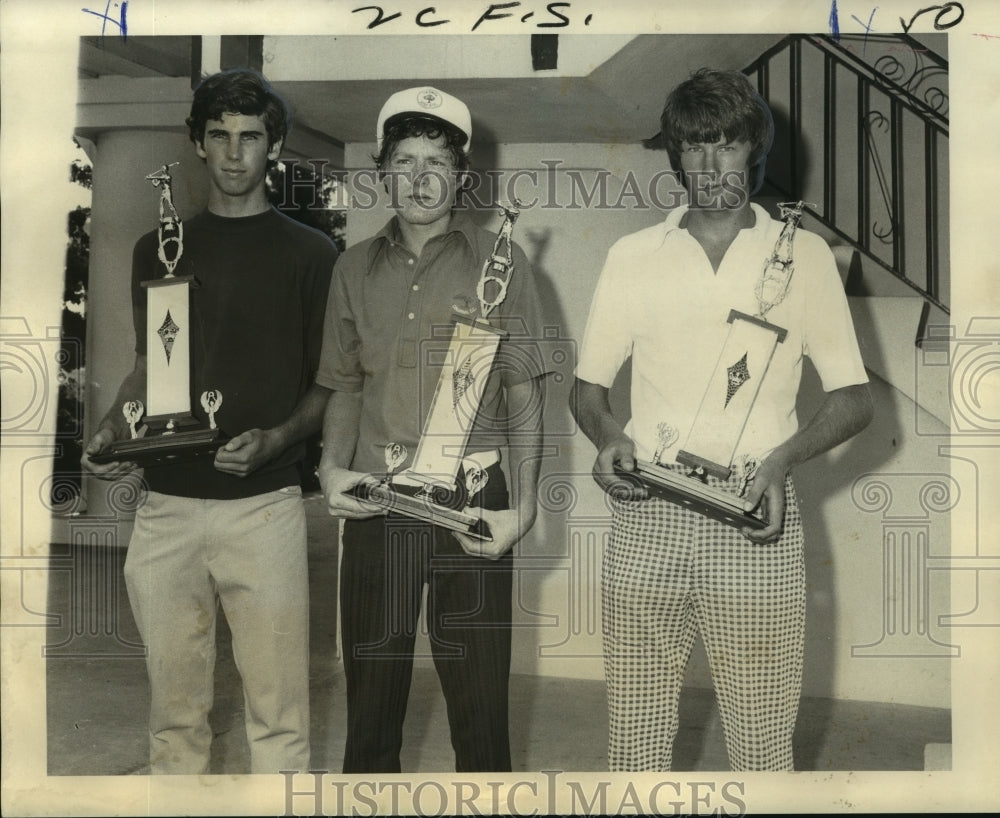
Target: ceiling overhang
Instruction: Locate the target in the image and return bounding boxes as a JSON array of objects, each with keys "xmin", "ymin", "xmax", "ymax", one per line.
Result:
[{"xmin": 77, "ymin": 33, "xmax": 787, "ymax": 154}]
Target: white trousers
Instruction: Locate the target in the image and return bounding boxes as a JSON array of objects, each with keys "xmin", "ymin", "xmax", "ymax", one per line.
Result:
[{"xmin": 124, "ymin": 487, "xmax": 310, "ymax": 774}]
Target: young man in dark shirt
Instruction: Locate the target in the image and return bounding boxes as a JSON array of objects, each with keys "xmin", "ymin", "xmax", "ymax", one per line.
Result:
[{"xmin": 82, "ymin": 69, "xmax": 337, "ymax": 774}]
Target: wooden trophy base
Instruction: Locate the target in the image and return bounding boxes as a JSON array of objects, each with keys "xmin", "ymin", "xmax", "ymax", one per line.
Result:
[
  {"xmin": 347, "ymin": 479, "xmax": 493, "ymax": 541},
  {"xmin": 614, "ymin": 459, "xmax": 767, "ymax": 531},
  {"xmin": 90, "ymin": 427, "xmax": 228, "ymax": 467}
]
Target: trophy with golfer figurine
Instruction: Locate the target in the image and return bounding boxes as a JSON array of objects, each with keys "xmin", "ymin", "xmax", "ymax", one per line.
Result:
[
  {"xmin": 615, "ymin": 201, "xmax": 810, "ymax": 531},
  {"xmin": 90, "ymin": 163, "xmax": 229, "ymax": 466},
  {"xmin": 346, "ymin": 202, "xmax": 526, "ymax": 541}
]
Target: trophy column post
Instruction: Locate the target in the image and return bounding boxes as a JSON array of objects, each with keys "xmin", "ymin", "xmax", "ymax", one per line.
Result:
[{"xmin": 80, "ymin": 128, "xmax": 206, "ymax": 520}]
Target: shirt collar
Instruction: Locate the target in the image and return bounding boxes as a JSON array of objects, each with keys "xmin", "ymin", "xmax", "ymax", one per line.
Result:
[
  {"xmin": 365, "ymin": 210, "xmax": 478, "ymax": 272},
  {"xmin": 657, "ymin": 201, "xmax": 769, "ymax": 247}
]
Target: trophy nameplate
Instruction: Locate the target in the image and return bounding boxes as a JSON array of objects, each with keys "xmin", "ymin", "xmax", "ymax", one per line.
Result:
[
  {"xmin": 614, "ymin": 460, "xmax": 767, "ymax": 531},
  {"xmin": 345, "ymin": 203, "xmax": 525, "ymax": 541},
  {"xmin": 90, "ymin": 164, "xmax": 229, "ymax": 466}
]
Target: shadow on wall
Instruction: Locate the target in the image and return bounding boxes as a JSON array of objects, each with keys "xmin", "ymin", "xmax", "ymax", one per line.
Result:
[{"xmin": 791, "ymin": 357, "xmax": 895, "ymax": 767}]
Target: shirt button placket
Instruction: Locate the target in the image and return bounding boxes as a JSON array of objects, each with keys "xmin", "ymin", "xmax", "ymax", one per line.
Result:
[{"xmin": 408, "ymin": 258, "xmax": 420, "ymax": 322}]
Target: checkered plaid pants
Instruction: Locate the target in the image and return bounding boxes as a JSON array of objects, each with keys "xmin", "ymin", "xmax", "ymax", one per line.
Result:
[{"xmin": 603, "ymin": 472, "xmax": 805, "ymax": 772}]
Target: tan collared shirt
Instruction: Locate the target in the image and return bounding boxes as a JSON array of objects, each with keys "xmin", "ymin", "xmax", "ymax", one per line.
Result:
[{"xmin": 317, "ymin": 212, "xmax": 551, "ymax": 475}]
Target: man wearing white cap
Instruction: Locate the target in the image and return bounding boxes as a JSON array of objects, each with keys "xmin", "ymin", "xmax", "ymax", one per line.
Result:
[{"xmin": 316, "ymin": 87, "xmax": 552, "ymax": 772}]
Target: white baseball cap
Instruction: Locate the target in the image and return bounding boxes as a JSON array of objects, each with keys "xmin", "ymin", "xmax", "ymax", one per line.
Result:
[{"xmin": 376, "ymin": 86, "xmax": 472, "ymax": 151}]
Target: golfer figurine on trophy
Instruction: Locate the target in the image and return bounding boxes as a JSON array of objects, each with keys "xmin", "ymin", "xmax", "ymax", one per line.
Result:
[
  {"xmin": 90, "ymin": 163, "xmax": 228, "ymax": 466},
  {"xmin": 346, "ymin": 202, "xmax": 526, "ymax": 541},
  {"xmin": 616, "ymin": 201, "xmax": 809, "ymax": 531}
]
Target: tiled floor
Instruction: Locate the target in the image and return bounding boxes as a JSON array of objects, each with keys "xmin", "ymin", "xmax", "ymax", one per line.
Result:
[{"xmin": 45, "ymin": 493, "xmax": 950, "ymax": 776}]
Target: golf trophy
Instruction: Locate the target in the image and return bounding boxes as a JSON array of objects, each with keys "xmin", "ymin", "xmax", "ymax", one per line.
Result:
[
  {"xmin": 90, "ymin": 163, "xmax": 228, "ymax": 466},
  {"xmin": 347, "ymin": 202, "xmax": 526, "ymax": 541},
  {"xmin": 615, "ymin": 201, "xmax": 809, "ymax": 530}
]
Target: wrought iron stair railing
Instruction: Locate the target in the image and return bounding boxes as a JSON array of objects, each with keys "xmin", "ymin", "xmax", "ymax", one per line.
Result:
[{"xmin": 744, "ymin": 33, "xmax": 949, "ymax": 313}]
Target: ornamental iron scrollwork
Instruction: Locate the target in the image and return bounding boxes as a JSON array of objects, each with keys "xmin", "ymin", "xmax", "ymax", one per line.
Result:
[
  {"xmin": 861, "ymin": 110, "xmax": 896, "ymax": 245},
  {"xmin": 872, "ymin": 51, "xmax": 949, "ymax": 119}
]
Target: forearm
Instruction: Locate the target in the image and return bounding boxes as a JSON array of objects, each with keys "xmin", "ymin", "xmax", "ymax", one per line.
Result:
[
  {"xmin": 320, "ymin": 388, "xmax": 362, "ymax": 470},
  {"xmin": 767, "ymin": 382, "xmax": 874, "ymax": 472},
  {"xmin": 570, "ymin": 378, "xmax": 626, "ymax": 450},
  {"xmin": 506, "ymin": 430, "xmax": 542, "ymax": 532},
  {"xmin": 267, "ymin": 383, "xmax": 332, "ymax": 452},
  {"xmin": 211, "ymin": 382, "xmax": 333, "ymax": 476},
  {"xmin": 506, "ymin": 377, "xmax": 546, "ymax": 533},
  {"xmin": 317, "ymin": 389, "xmax": 382, "ymax": 518}
]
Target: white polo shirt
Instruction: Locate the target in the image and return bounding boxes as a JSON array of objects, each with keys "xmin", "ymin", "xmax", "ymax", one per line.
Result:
[{"xmin": 576, "ymin": 203, "xmax": 868, "ymax": 464}]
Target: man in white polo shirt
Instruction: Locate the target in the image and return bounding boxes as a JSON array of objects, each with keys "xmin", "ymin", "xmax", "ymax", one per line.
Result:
[{"xmin": 571, "ymin": 68, "xmax": 873, "ymax": 771}]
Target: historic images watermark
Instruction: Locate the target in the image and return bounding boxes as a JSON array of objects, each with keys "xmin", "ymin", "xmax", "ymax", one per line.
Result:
[
  {"xmin": 274, "ymin": 160, "xmax": 751, "ymax": 214},
  {"xmin": 280, "ymin": 769, "xmax": 749, "ymax": 816}
]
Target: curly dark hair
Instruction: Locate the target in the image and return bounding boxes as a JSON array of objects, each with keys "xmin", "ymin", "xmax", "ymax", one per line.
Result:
[
  {"xmin": 186, "ymin": 69, "xmax": 290, "ymax": 151},
  {"xmin": 652, "ymin": 68, "xmax": 774, "ymax": 194},
  {"xmin": 373, "ymin": 114, "xmax": 471, "ymax": 175}
]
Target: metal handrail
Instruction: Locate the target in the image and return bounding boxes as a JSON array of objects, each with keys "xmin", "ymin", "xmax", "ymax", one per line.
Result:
[{"xmin": 744, "ymin": 34, "xmax": 949, "ymax": 313}]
